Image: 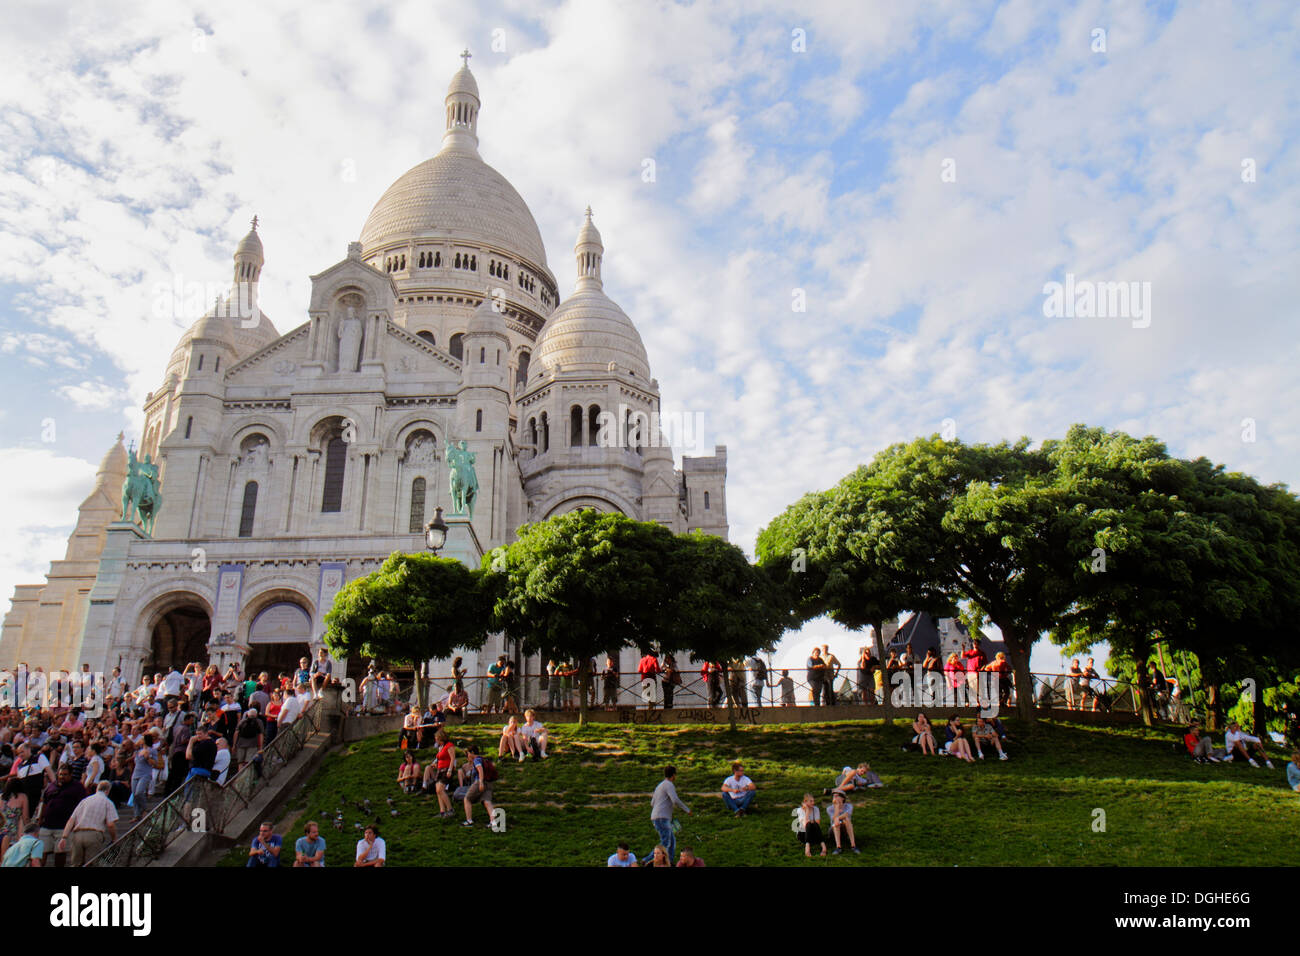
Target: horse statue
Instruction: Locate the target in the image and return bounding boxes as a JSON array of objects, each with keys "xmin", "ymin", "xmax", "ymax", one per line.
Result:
[
  {"xmin": 447, "ymin": 440, "xmax": 478, "ymax": 518},
  {"xmin": 121, "ymin": 445, "xmax": 162, "ymax": 537}
]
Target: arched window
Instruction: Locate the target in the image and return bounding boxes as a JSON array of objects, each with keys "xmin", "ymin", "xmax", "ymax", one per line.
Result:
[
  {"xmin": 470, "ymin": 255, "xmax": 477, "ymax": 270},
  {"xmin": 434, "ymin": 251, "xmax": 441, "ymax": 267},
  {"xmin": 704, "ymin": 491, "xmax": 711, "ymax": 510},
  {"xmin": 588, "ymin": 404, "xmax": 601, "ymax": 446},
  {"xmin": 540, "ymin": 412, "xmax": 550, "ymax": 452},
  {"xmin": 416, "ymin": 330, "xmax": 436, "ymax": 346},
  {"xmin": 321, "ymin": 435, "xmax": 347, "ymax": 512},
  {"xmin": 529, "ymin": 417, "xmax": 537, "ymax": 447},
  {"xmin": 408, "ymin": 477, "xmax": 426, "ymax": 533},
  {"xmin": 455, "ymin": 253, "xmax": 462, "ymax": 269},
  {"xmin": 570, "ymin": 406, "xmax": 582, "ymax": 447},
  {"xmin": 238, "ymin": 481, "xmax": 258, "ymax": 537},
  {"xmin": 184, "ymin": 416, "xmax": 193, "ymax": 439},
  {"xmin": 479, "ymin": 346, "xmax": 485, "ymax": 364},
  {"xmin": 475, "ymin": 409, "xmax": 483, "ymax": 432},
  {"xmin": 449, "ymin": 333, "xmax": 464, "ymax": 361},
  {"xmin": 197, "ymin": 354, "xmax": 204, "ymax": 371}
]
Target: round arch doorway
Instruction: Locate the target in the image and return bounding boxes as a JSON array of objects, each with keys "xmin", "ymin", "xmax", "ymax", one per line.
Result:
[
  {"xmin": 145, "ymin": 605, "xmax": 210, "ymax": 676},
  {"xmin": 245, "ymin": 602, "xmax": 313, "ymax": 685}
]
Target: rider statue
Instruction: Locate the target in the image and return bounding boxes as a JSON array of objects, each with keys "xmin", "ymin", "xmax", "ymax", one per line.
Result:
[
  {"xmin": 121, "ymin": 443, "xmax": 163, "ymax": 536},
  {"xmin": 446, "ymin": 440, "xmax": 478, "ymax": 518}
]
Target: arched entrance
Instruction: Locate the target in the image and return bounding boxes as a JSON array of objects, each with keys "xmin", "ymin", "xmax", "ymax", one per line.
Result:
[
  {"xmin": 245, "ymin": 602, "xmax": 313, "ymax": 682},
  {"xmin": 146, "ymin": 605, "xmax": 211, "ymax": 675}
]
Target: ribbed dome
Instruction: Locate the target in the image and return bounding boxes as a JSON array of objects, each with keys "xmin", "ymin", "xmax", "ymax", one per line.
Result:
[
  {"xmin": 529, "ymin": 289, "xmax": 651, "ymax": 383},
  {"xmin": 235, "ymin": 226, "xmax": 263, "ymax": 260},
  {"xmin": 359, "ymin": 151, "xmax": 548, "ymax": 269},
  {"xmin": 447, "ymin": 64, "xmax": 479, "ymax": 99},
  {"xmin": 466, "ymin": 296, "xmax": 509, "ymax": 337}
]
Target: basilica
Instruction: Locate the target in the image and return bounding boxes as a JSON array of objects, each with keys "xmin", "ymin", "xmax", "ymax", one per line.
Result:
[{"xmin": 1, "ymin": 57, "xmax": 728, "ymax": 688}]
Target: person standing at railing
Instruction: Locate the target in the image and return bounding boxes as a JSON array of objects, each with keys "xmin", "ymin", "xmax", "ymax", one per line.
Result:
[
  {"xmin": 778, "ymin": 670, "xmax": 795, "ymax": 707},
  {"xmin": 661, "ymin": 655, "xmax": 681, "ymax": 710},
  {"xmin": 857, "ymin": 648, "xmax": 876, "ymax": 706},
  {"xmin": 487, "ymin": 655, "xmax": 507, "ymax": 714},
  {"xmin": 637, "ymin": 650, "xmax": 661, "ymax": 709},
  {"xmin": 985, "ymin": 653, "xmax": 1012, "ymax": 708},
  {"xmin": 601, "ymin": 657, "xmax": 619, "ymax": 709},
  {"xmin": 964, "ymin": 642, "xmax": 986, "ymax": 705},
  {"xmin": 1081, "ymin": 658, "xmax": 1100, "ymax": 712},
  {"xmin": 1065, "ymin": 659, "xmax": 1082, "ymax": 711},
  {"xmin": 546, "ymin": 660, "xmax": 562, "ymax": 711},
  {"xmin": 129, "ymin": 731, "xmax": 162, "ymax": 821},
  {"xmin": 822, "ymin": 646, "xmax": 842, "ymax": 705},
  {"xmin": 806, "ymin": 648, "xmax": 826, "ymax": 706},
  {"xmin": 749, "ymin": 655, "xmax": 768, "ymax": 708}
]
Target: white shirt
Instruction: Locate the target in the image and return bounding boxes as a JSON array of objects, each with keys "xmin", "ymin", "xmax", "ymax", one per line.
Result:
[
  {"xmin": 213, "ymin": 748, "xmax": 231, "ymax": 784},
  {"xmin": 278, "ymin": 695, "xmax": 302, "ymax": 727},
  {"xmin": 520, "ymin": 721, "xmax": 544, "ymax": 741},
  {"xmin": 356, "ymin": 836, "xmax": 386, "ymax": 863},
  {"xmin": 722, "ymin": 774, "xmax": 754, "ymax": 793},
  {"xmin": 15, "ymin": 753, "xmax": 49, "ymax": 779},
  {"xmin": 796, "ymin": 805, "xmax": 820, "ymax": 830},
  {"xmin": 1225, "ymin": 728, "xmax": 1258, "ymax": 748},
  {"xmin": 66, "ymin": 791, "xmax": 119, "ymax": 833},
  {"xmin": 162, "ymin": 671, "xmax": 184, "ymax": 696}
]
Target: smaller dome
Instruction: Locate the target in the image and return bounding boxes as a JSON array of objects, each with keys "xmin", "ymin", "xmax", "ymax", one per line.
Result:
[
  {"xmin": 97, "ymin": 432, "xmax": 127, "ymax": 480},
  {"xmin": 466, "ymin": 296, "xmax": 509, "ymax": 338},
  {"xmin": 447, "ymin": 64, "xmax": 479, "ymax": 100},
  {"xmin": 576, "ymin": 206, "xmax": 602, "ymax": 250},
  {"xmin": 235, "ymin": 226, "xmax": 263, "ymax": 261},
  {"xmin": 529, "ymin": 290, "xmax": 651, "ymax": 384}
]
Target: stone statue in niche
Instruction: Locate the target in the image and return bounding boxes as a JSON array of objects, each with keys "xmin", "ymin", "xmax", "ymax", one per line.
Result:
[
  {"xmin": 406, "ymin": 434, "xmax": 437, "ymax": 469},
  {"xmin": 242, "ymin": 438, "xmax": 269, "ymax": 470},
  {"xmin": 337, "ymin": 305, "xmax": 363, "ymax": 372}
]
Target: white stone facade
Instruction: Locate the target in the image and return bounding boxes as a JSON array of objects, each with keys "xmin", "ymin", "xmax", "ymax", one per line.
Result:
[{"xmin": 1, "ymin": 59, "xmax": 728, "ymax": 688}]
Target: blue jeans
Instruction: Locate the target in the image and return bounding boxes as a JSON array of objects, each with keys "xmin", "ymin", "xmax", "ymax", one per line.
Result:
[
  {"xmin": 652, "ymin": 817, "xmax": 675, "ymax": 861},
  {"xmin": 723, "ymin": 791, "xmax": 754, "ymax": 812}
]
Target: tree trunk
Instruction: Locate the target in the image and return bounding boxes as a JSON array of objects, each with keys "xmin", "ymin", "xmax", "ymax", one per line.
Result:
[
  {"xmin": 999, "ymin": 622, "xmax": 1036, "ymax": 724},
  {"xmin": 414, "ymin": 666, "xmax": 429, "ymax": 712},
  {"xmin": 1133, "ymin": 652, "xmax": 1154, "ymax": 726},
  {"xmin": 722, "ymin": 662, "xmax": 738, "ymax": 733},
  {"xmin": 872, "ymin": 620, "xmax": 893, "ymax": 727},
  {"xmin": 1250, "ymin": 672, "xmax": 1266, "ymax": 738},
  {"xmin": 1205, "ymin": 683, "xmax": 1222, "ymax": 731},
  {"xmin": 577, "ymin": 658, "xmax": 590, "ymax": 727}
]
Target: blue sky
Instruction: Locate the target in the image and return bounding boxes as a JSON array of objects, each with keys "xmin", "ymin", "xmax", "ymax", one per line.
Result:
[{"xmin": 1, "ymin": 0, "xmax": 1297, "ymax": 677}]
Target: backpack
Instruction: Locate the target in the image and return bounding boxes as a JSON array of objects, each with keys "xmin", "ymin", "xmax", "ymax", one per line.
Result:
[{"xmin": 481, "ymin": 757, "xmax": 498, "ymax": 783}]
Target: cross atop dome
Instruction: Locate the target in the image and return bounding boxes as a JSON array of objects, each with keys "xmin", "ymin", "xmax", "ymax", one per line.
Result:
[
  {"xmin": 250, "ymin": 214, "xmax": 258, "ymax": 231},
  {"xmin": 443, "ymin": 52, "xmax": 481, "ymax": 153},
  {"xmin": 574, "ymin": 206, "xmax": 604, "ymax": 291}
]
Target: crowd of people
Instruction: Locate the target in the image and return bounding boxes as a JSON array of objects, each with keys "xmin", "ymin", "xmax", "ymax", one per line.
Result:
[{"xmin": 0, "ymin": 657, "xmax": 322, "ymax": 867}]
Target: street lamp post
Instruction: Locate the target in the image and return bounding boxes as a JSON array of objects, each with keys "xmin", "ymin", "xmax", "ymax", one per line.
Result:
[{"xmin": 424, "ymin": 506, "xmax": 448, "ymax": 553}]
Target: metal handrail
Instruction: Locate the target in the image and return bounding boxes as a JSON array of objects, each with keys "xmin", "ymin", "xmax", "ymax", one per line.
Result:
[{"xmin": 84, "ymin": 698, "xmax": 323, "ymax": 867}]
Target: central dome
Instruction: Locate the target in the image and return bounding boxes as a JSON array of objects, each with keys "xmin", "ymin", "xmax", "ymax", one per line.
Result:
[
  {"xmin": 358, "ymin": 151, "xmax": 548, "ymax": 269},
  {"xmin": 358, "ymin": 59, "xmax": 548, "ymax": 271}
]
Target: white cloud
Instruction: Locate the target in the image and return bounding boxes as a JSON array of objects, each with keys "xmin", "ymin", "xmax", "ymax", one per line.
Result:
[{"xmin": 56, "ymin": 380, "xmax": 127, "ymax": 410}]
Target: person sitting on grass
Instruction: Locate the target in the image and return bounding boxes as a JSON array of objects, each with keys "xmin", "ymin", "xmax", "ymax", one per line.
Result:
[
  {"xmin": 247, "ymin": 821, "xmax": 282, "ymax": 867},
  {"xmin": 294, "ymin": 820, "xmax": 325, "ymax": 867},
  {"xmin": 828, "ymin": 763, "xmax": 883, "ymax": 794},
  {"xmin": 1184, "ymin": 721, "xmax": 1223, "ymax": 763},
  {"xmin": 397, "ymin": 750, "xmax": 421, "ymax": 794},
  {"xmin": 913, "ymin": 711, "xmax": 937, "ymax": 755},
  {"xmin": 944, "ymin": 717, "xmax": 976, "ymax": 763},
  {"xmin": 1288, "ymin": 751, "xmax": 1300, "ymax": 792},
  {"xmin": 972, "ymin": 716, "xmax": 1009, "ymax": 760},
  {"xmin": 1224, "ymin": 721, "xmax": 1274, "ymax": 768},
  {"xmin": 461, "ymin": 744, "xmax": 497, "ymax": 829},
  {"xmin": 826, "ymin": 790, "xmax": 859, "ymax": 854},
  {"xmin": 355, "ymin": 824, "xmax": 385, "ymax": 867},
  {"xmin": 648, "ymin": 844, "xmax": 671, "ymax": 867},
  {"xmin": 676, "ymin": 846, "xmax": 705, "ymax": 867},
  {"xmin": 796, "ymin": 793, "xmax": 826, "ymax": 859},
  {"xmin": 499, "ymin": 715, "xmax": 525, "ymax": 762},
  {"xmin": 519, "ymin": 709, "xmax": 549, "ymax": 760},
  {"xmin": 606, "ymin": 841, "xmax": 638, "ymax": 867},
  {"xmin": 721, "ymin": 761, "xmax": 756, "ymax": 816}
]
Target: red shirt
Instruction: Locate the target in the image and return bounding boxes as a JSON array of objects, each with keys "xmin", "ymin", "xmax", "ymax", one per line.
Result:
[{"xmin": 637, "ymin": 655, "xmax": 660, "ymax": 679}]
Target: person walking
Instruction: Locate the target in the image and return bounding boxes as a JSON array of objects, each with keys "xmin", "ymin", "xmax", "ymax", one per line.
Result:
[
  {"xmin": 58, "ymin": 780, "xmax": 118, "ymax": 866},
  {"xmin": 650, "ymin": 765, "xmax": 691, "ymax": 862}
]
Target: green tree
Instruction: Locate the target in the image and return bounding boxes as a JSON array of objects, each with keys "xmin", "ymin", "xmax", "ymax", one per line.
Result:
[
  {"xmin": 482, "ymin": 510, "xmax": 677, "ymax": 725},
  {"xmin": 323, "ymin": 552, "xmax": 490, "ymax": 709},
  {"xmin": 664, "ymin": 531, "xmax": 788, "ymax": 731}
]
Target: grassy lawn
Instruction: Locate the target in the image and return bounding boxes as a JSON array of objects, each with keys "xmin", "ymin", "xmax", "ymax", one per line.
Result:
[{"xmin": 219, "ymin": 718, "xmax": 1298, "ymax": 867}]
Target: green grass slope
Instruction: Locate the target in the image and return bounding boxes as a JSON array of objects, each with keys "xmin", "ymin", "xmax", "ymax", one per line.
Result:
[{"xmin": 220, "ymin": 719, "xmax": 1298, "ymax": 867}]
